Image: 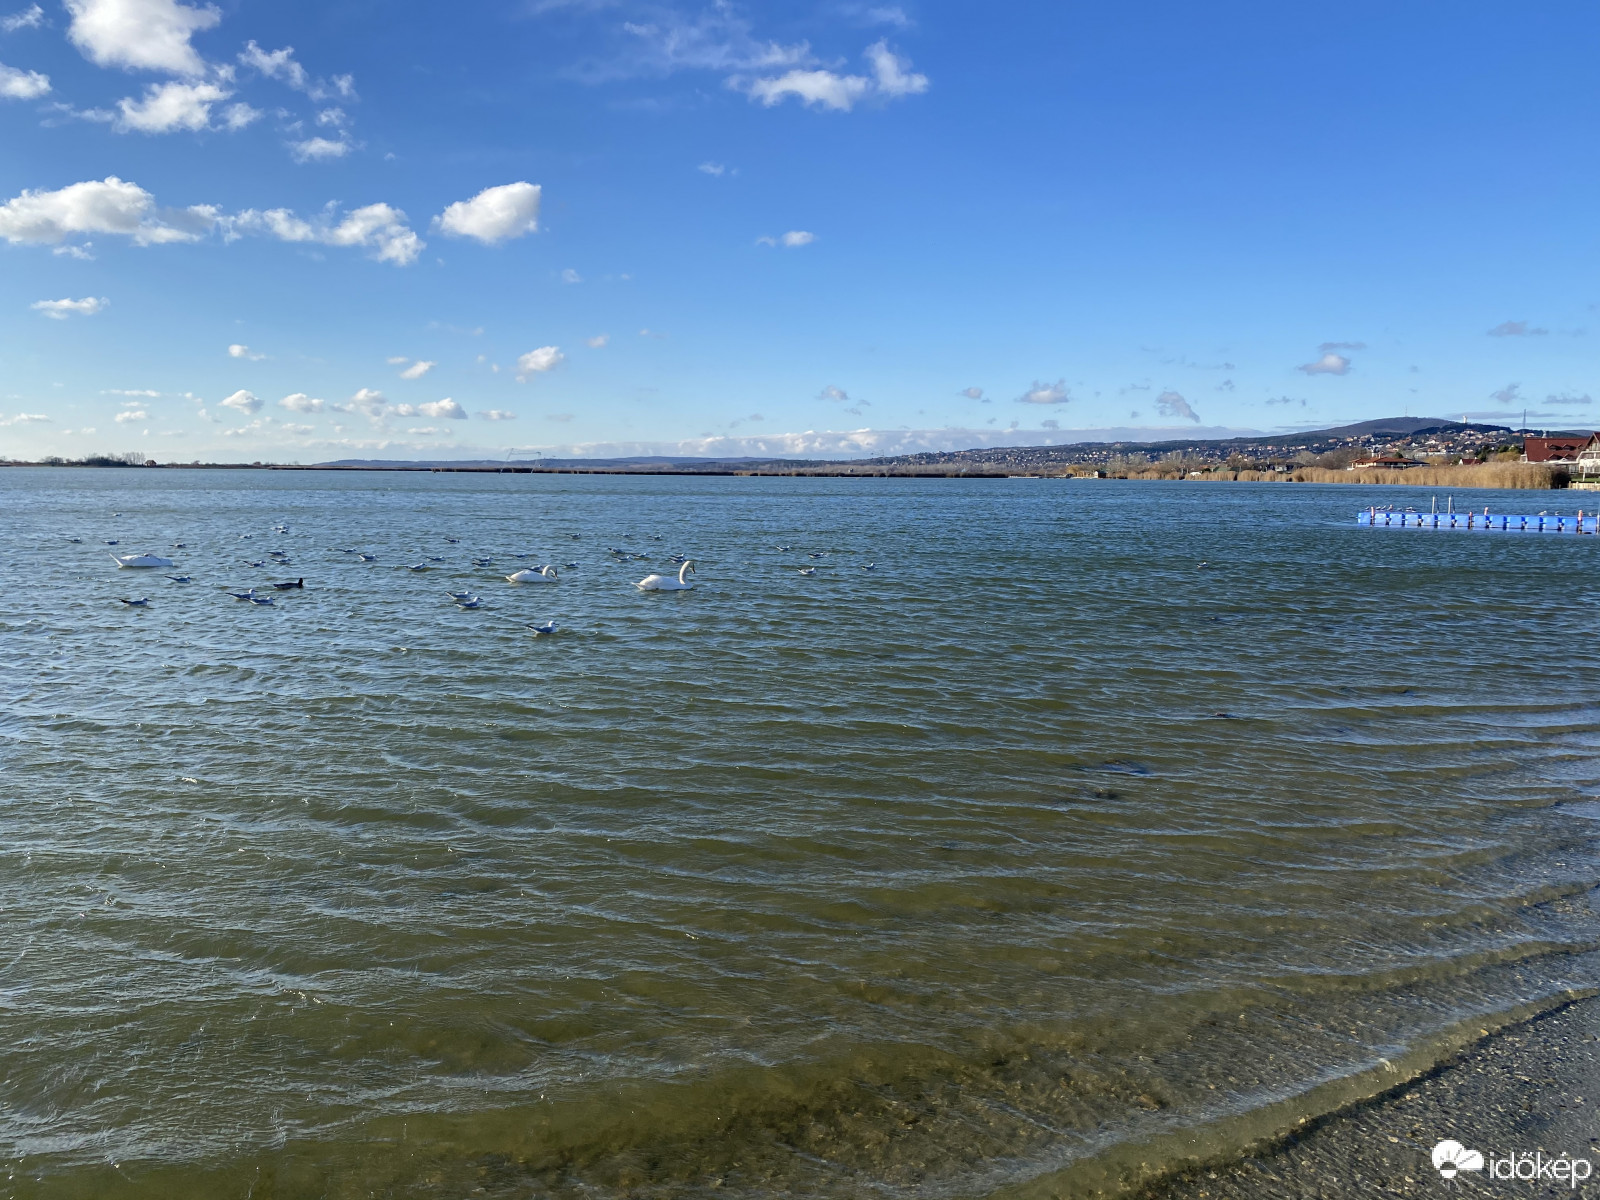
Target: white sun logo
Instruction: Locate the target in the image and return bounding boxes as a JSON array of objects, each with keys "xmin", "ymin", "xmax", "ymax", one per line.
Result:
[{"xmin": 1431, "ymin": 1140, "xmax": 1485, "ymax": 1180}]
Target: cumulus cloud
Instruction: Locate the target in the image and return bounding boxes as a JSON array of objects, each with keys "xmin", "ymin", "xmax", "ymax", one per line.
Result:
[
  {"xmin": 586, "ymin": 333, "xmax": 608, "ymax": 348},
  {"xmin": 65, "ymin": 0, "xmax": 220, "ymax": 76},
  {"xmin": 0, "ymin": 61, "xmax": 48, "ymax": 98},
  {"xmin": 1, "ymin": 5, "xmax": 44, "ymax": 33},
  {"xmin": 1017, "ymin": 379, "xmax": 1070, "ymax": 405},
  {"xmin": 741, "ymin": 40, "xmax": 927, "ymax": 111},
  {"xmin": 227, "ymin": 342, "xmax": 264, "ymax": 359},
  {"xmin": 1298, "ymin": 353, "xmax": 1351, "ymax": 376},
  {"xmin": 435, "ymin": 182, "xmax": 541, "ymax": 244},
  {"xmin": 114, "ymin": 79, "xmax": 229, "ymax": 132},
  {"xmin": 387, "ymin": 398, "xmax": 465, "ymax": 420},
  {"xmin": 32, "ymin": 295, "xmax": 106, "ymax": 318},
  {"xmin": 288, "ymin": 136, "xmax": 350, "ymax": 163},
  {"xmin": 477, "ymin": 409, "xmax": 515, "ymax": 421},
  {"xmin": 756, "ymin": 229, "xmax": 815, "ymax": 248},
  {"xmin": 698, "ymin": 161, "xmax": 727, "ymax": 176},
  {"xmin": 397, "ymin": 359, "xmax": 435, "ymax": 380},
  {"xmin": 0, "ymin": 176, "xmax": 215, "ymax": 246},
  {"xmin": 516, "ymin": 345, "xmax": 564, "ymax": 380},
  {"xmin": 1156, "ymin": 391, "xmax": 1199, "ymax": 422},
  {"xmin": 237, "ymin": 41, "xmax": 354, "ymax": 102},
  {"xmin": 227, "ymin": 202, "xmax": 423, "ymax": 266},
  {"xmin": 220, "ymin": 388, "xmax": 260, "ymax": 413},
  {"xmin": 278, "ymin": 392, "xmax": 324, "ymax": 412},
  {"xmin": 113, "ymin": 408, "xmax": 146, "ymax": 422},
  {"xmin": 0, "ymin": 411, "xmax": 49, "ymax": 425},
  {"xmin": 1488, "ymin": 320, "xmax": 1547, "ymax": 337}
]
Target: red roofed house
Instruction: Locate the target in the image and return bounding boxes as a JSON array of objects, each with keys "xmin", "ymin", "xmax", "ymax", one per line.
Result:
[{"xmin": 1523, "ymin": 434, "xmax": 1598, "ymax": 463}]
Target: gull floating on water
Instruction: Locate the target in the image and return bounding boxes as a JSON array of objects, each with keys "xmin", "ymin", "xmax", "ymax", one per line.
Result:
[
  {"xmin": 456, "ymin": 598, "xmax": 484, "ymax": 609},
  {"xmin": 445, "ymin": 590, "xmax": 475, "ymax": 601},
  {"xmin": 798, "ymin": 567, "xmax": 817, "ymax": 576},
  {"xmin": 248, "ymin": 595, "xmax": 275, "ymax": 605},
  {"xmin": 118, "ymin": 597, "xmax": 150, "ymax": 607},
  {"xmin": 528, "ymin": 620, "xmax": 558, "ymax": 635},
  {"xmin": 637, "ymin": 560, "xmax": 695, "ymax": 591},
  {"xmin": 111, "ymin": 552, "xmax": 174, "ymax": 568},
  {"xmin": 356, "ymin": 553, "xmax": 377, "ymax": 562},
  {"xmin": 507, "ymin": 565, "xmax": 559, "ymax": 584},
  {"xmin": 166, "ymin": 575, "xmax": 192, "ymax": 583},
  {"xmin": 407, "ymin": 563, "xmax": 429, "ymax": 572},
  {"xmin": 245, "ymin": 560, "xmax": 265, "ymax": 568},
  {"xmin": 226, "ymin": 589, "xmax": 255, "ymax": 600}
]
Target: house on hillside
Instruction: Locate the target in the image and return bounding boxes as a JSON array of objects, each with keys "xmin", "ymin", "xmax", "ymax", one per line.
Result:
[{"xmin": 1523, "ymin": 434, "xmax": 1597, "ymax": 463}]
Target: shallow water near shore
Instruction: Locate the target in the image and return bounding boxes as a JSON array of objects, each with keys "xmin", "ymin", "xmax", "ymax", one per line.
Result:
[{"xmin": 4, "ymin": 469, "xmax": 1600, "ymax": 1199}]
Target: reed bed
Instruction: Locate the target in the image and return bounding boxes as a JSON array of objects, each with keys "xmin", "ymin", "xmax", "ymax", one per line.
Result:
[{"xmin": 1105, "ymin": 463, "xmax": 1567, "ymax": 490}]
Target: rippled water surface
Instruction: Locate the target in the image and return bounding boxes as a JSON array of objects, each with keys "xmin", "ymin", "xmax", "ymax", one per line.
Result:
[{"xmin": 4, "ymin": 469, "xmax": 1600, "ymax": 1199}]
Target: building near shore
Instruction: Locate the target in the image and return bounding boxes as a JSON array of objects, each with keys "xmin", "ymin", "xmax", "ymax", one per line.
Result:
[
  {"xmin": 1523, "ymin": 435, "xmax": 1597, "ymax": 463},
  {"xmin": 1350, "ymin": 454, "xmax": 1425, "ymax": 469}
]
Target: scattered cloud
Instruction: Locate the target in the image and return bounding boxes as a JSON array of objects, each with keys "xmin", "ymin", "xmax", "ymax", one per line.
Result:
[
  {"xmin": 586, "ymin": 333, "xmax": 608, "ymax": 348},
  {"xmin": 226, "ymin": 202, "xmax": 422, "ymax": 266},
  {"xmin": 740, "ymin": 40, "xmax": 927, "ymax": 111},
  {"xmin": 1297, "ymin": 353, "xmax": 1351, "ymax": 376},
  {"xmin": 1, "ymin": 5, "xmax": 44, "ymax": 33},
  {"xmin": 105, "ymin": 387, "xmax": 158, "ymax": 396},
  {"xmin": 960, "ymin": 386, "xmax": 985, "ymax": 400},
  {"xmin": 113, "ymin": 408, "xmax": 146, "ymax": 423},
  {"xmin": 1489, "ymin": 382, "xmax": 1521, "ymax": 405},
  {"xmin": 398, "ymin": 359, "xmax": 435, "ymax": 380},
  {"xmin": 1017, "ymin": 379, "xmax": 1069, "ymax": 405},
  {"xmin": 697, "ymin": 161, "xmax": 728, "ymax": 176},
  {"xmin": 516, "ymin": 346, "xmax": 564, "ymax": 380},
  {"xmin": 1156, "ymin": 390, "xmax": 1199, "ymax": 422},
  {"xmin": 477, "ymin": 409, "xmax": 515, "ymax": 421},
  {"xmin": 279, "ymin": 392, "xmax": 324, "ymax": 412},
  {"xmin": 0, "ymin": 412, "xmax": 50, "ymax": 425},
  {"xmin": 0, "ymin": 176, "xmax": 216, "ymax": 247},
  {"xmin": 0, "ymin": 60, "xmax": 47, "ymax": 98},
  {"xmin": 32, "ymin": 295, "xmax": 106, "ymax": 318},
  {"xmin": 238, "ymin": 41, "xmax": 355, "ymax": 102},
  {"xmin": 1487, "ymin": 320, "xmax": 1548, "ymax": 337},
  {"xmin": 1265, "ymin": 396, "xmax": 1308, "ymax": 408},
  {"xmin": 398, "ymin": 397, "xmax": 465, "ymax": 419},
  {"xmin": 757, "ymin": 229, "xmax": 815, "ymax": 248},
  {"xmin": 219, "ymin": 100, "xmax": 258, "ymax": 129},
  {"xmin": 52, "ymin": 242, "xmax": 95, "ymax": 259},
  {"xmin": 65, "ymin": 0, "xmax": 220, "ymax": 76},
  {"xmin": 561, "ymin": 267, "xmax": 582, "ymax": 283},
  {"xmin": 1317, "ymin": 341, "xmax": 1365, "ymax": 353},
  {"xmin": 289, "ymin": 136, "xmax": 352, "ymax": 162},
  {"xmin": 228, "ymin": 343, "xmax": 264, "ymax": 360},
  {"xmin": 114, "ymin": 79, "xmax": 230, "ymax": 133},
  {"xmin": 434, "ymin": 181, "xmax": 541, "ymax": 244},
  {"xmin": 819, "ymin": 384, "xmax": 853, "ymax": 403},
  {"xmin": 220, "ymin": 388, "xmax": 261, "ymax": 414},
  {"xmin": 348, "ymin": 387, "xmax": 386, "ymax": 418},
  {"xmin": 1546, "ymin": 392, "xmax": 1593, "ymax": 406}
]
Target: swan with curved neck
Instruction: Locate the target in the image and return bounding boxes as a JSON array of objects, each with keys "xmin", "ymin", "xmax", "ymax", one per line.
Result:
[
  {"xmin": 506, "ymin": 565, "xmax": 559, "ymax": 584},
  {"xmin": 636, "ymin": 560, "xmax": 695, "ymax": 591}
]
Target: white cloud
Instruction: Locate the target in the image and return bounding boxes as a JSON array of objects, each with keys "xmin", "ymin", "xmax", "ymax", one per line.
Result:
[
  {"xmin": 0, "ymin": 411, "xmax": 50, "ymax": 425},
  {"xmin": 289, "ymin": 136, "xmax": 351, "ymax": 162},
  {"xmin": 1017, "ymin": 379, "xmax": 1070, "ymax": 405},
  {"xmin": 227, "ymin": 202, "xmax": 422, "ymax": 266},
  {"xmin": 516, "ymin": 345, "xmax": 564, "ymax": 380},
  {"xmin": 415, "ymin": 397, "xmax": 465, "ymax": 419},
  {"xmin": 219, "ymin": 100, "xmax": 258, "ymax": 130},
  {"xmin": 114, "ymin": 408, "xmax": 146, "ymax": 422},
  {"xmin": 561, "ymin": 267, "xmax": 581, "ymax": 283},
  {"xmin": 32, "ymin": 295, "xmax": 106, "ymax": 318},
  {"xmin": 960, "ymin": 386, "xmax": 985, "ymax": 400},
  {"xmin": 348, "ymin": 387, "xmax": 387, "ymax": 419},
  {"xmin": 586, "ymin": 333, "xmax": 608, "ymax": 348},
  {"xmin": 115, "ymin": 79, "xmax": 228, "ymax": 132},
  {"xmin": 227, "ymin": 342, "xmax": 264, "ymax": 359},
  {"xmin": 53, "ymin": 242, "xmax": 95, "ymax": 259},
  {"xmin": 222, "ymin": 417, "xmax": 271, "ymax": 437},
  {"xmin": 1, "ymin": 5, "xmax": 44, "ymax": 33},
  {"xmin": 315, "ymin": 105, "xmax": 346, "ymax": 128},
  {"xmin": 279, "ymin": 392, "xmax": 323, "ymax": 412},
  {"xmin": 105, "ymin": 387, "xmax": 158, "ymax": 396},
  {"xmin": 1156, "ymin": 390, "xmax": 1199, "ymax": 422},
  {"xmin": 698, "ymin": 161, "xmax": 727, "ymax": 176},
  {"xmin": 398, "ymin": 359, "xmax": 435, "ymax": 380},
  {"xmin": 220, "ymin": 388, "xmax": 260, "ymax": 413},
  {"xmin": 757, "ymin": 230, "xmax": 815, "ymax": 248},
  {"xmin": 1297, "ymin": 353, "xmax": 1351, "ymax": 376},
  {"xmin": 386, "ymin": 355, "xmax": 408, "ymax": 364},
  {"xmin": 741, "ymin": 40, "xmax": 927, "ymax": 112},
  {"xmin": 65, "ymin": 0, "xmax": 220, "ymax": 77},
  {"xmin": 237, "ymin": 41, "xmax": 354, "ymax": 102},
  {"xmin": 819, "ymin": 384, "xmax": 851, "ymax": 402},
  {"xmin": 477, "ymin": 409, "xmax": 515, "ymax": 420},
  {"xmin": 0, "ymin": 176, "xmax": 215, "ymax": 246},
  {"xmin": 434, "ymin": 181, "xmax": 541, "ymax": 244},
  {"xmin": 0, "ymin": 61, "xmax": 48, "ymax": 98}
]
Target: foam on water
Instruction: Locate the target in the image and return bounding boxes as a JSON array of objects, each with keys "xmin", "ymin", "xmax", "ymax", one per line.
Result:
[{"xmin": 2, "ymin": 469, "xmax": 1599, "ymax": 1198}]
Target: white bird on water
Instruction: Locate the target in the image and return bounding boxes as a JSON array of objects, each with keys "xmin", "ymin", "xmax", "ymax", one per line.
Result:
[
  {"xmin": 506, "ymin": 566, "xmax": 559, "ymax": 584},
  {"xmin": 636, "ymin": 560, "xmax": 695, "ymax": 590},
  {"xmin": 111, "ymin": 552, "xmax": 174, "ymax": 569},
  {"xmin": 529, "ymin": 620, "xmax": 558, "ymax": 635}
]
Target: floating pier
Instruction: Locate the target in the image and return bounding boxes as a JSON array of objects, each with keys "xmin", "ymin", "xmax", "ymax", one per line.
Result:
[{"xmin": 1359, "ymin": 507, "xmax": 1598, "ymax": 533}]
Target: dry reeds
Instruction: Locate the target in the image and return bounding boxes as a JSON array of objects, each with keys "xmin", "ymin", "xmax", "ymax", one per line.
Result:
[{"xmin": 1094, "ymin": 462, "xmax": 1566, "ymax": 490}]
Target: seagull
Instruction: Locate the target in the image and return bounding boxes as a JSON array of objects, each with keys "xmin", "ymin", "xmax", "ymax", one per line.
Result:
[
  {"xmin": 356, "ymin": 553, "xmax": 377, "ymax": 562},
  {"xmin": 248, "ymin": 594, "xmax": 275, "ymax": 605},
  {"xmin": 1197, "ymin": 561, "xmax": 1209, "ymax": 569},
  {"xmin": 170, "ymin": 543, "xmax": 186, "ymax": 549},
  {"xmin": 528, "ymin": 620, "xmax": 558, "ymax": 636},
  {"xmin": 445, "ymin": 590, "xmax": 476, "ymax": 600},
  {"xmin": 245, "ymin": 560, "xmax": 265, "ymax": 568},
  {"xmin": 651, "ymin": 535, "xmax": 663, "ymax": 540},
  {"xmin": 427, "ymin": 556, "xmax": 445, "ymax": 563},
  {"xmin": 862, "ymin": 563, "xmax": 875, "ymax": 570},
  {"xmin": 118, "ymin": 597, "xmax": 150, "ymax": 607},
  {"xmin": 570, "ymin": 534, "xmax": 581, "ymax": 540},
  {"xmin": 65, "ymin": 537, "xmax": 82, "ymax": 544},
  {"xmin": 669, "ymin": 554, "xmax": 688, "ymax": 564},
  {"xmin": 335, "ymin": 547, "xmax": 358, "ymax": 554},
  {"xmin": 407, "ymin": 563, "xmax": 429, "ymax": 571},
  {"xmin": 271, "ymin": 578, "xmax": 304, "ymax": 590},
  {"xmin": 807, "ymin": 552, "xmax": 825, "ymax": 559},
  {"xmin": 775, "ymin": 545, "xmax": 792, "ymax": 551},
  {"xmin": 106, "ymin": 540, "xmax": 119, "ymax": 545},
  {"xmin": 798, "ymin": 567, "xmax": 817, "ymax": 576},
  {"xmin": 444, "ymin": 537, "xmax": 459, "ymax": 544},
  {"xmin": 472, "ymin": 557, "xmax": 494, "ymax": 568},
  {"xmin": 226, "ymin": 589, "xmax": 256, "ymax": 600},
  {"xmin": 455, "ymin": 598, "xmax": 484, "ymax": 609},
  {"xmin": 563, "ymin": 562, "xmax": 580, "ymax": 570},
  {"xmin": 166, "ymin": 575, "xmax": 192, "ymax": 583}
]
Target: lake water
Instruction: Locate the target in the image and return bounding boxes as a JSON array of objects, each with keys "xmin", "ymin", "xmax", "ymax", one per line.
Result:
[{"xmin": 4, "ymin": 469, "xmax": 1600, "ymax": 1199}]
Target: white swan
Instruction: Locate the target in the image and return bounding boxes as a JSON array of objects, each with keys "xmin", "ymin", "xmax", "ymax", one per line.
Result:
[
  {"xmin": 506, "ymin": 566, "xmax": 559, "ymax": 584},
  {"xmin": 111, "ymin": 552, "xmax": 174, "ymax": 569},
  {"xmin": 636, "ymin": 560, "xmax": 695, "ymax": 591}
]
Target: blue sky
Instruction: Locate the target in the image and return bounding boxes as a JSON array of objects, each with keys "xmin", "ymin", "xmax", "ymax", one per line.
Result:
[{"xmin": 0, "ymin": 0, "xmax": 1596, "ymax": 461}]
